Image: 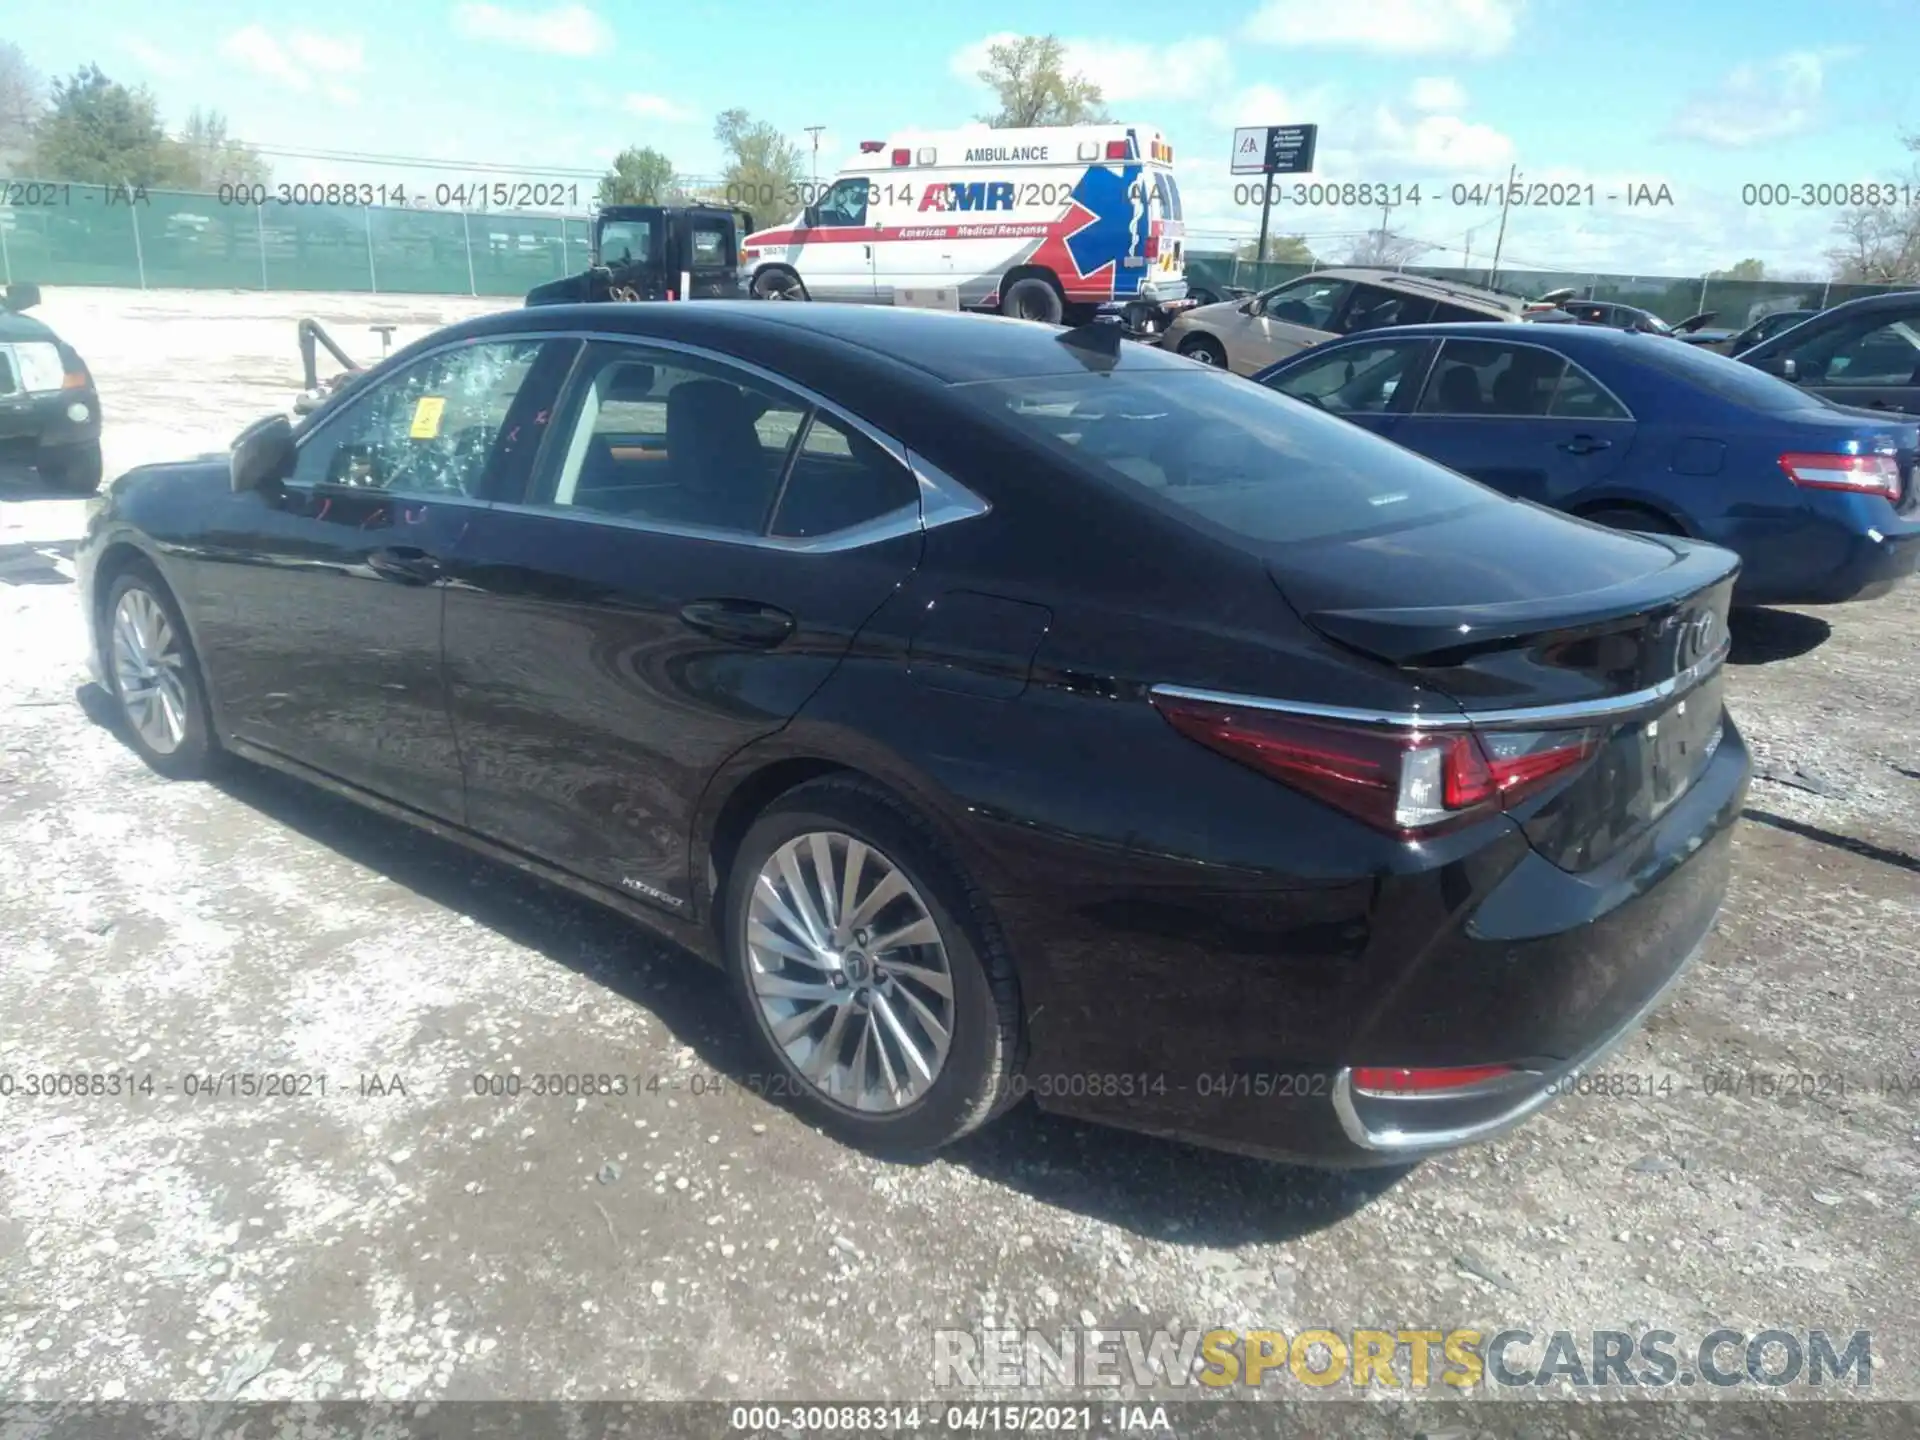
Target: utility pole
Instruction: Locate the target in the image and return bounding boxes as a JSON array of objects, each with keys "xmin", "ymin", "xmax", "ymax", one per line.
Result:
[
  {"xmin": 1377, "ymin": 198, "xmax": 1396, "ymax": 266},
  {"xmin": 804, "ymin": 126, "xmax": 826, "ymax": 194},
  {"xmin": 1489, "ymin": 163, "xmax": 1517, "ymax": 289}
]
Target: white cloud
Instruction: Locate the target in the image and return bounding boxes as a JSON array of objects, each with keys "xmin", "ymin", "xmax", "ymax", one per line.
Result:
[
  {"xmin": 623, "ymin": 93, "xmax": 693, "ymax": 123},
  {"xmin": 218, "ymin": 27, "xmax": 365, "ymax": 94},
  {"xmin": 1667, "ymin": 49, "xmax": 1853, "ymax": 148},
  {"xmin": 1243, "ymin": 0, "xmax": 1526, "ymax": 58},
  {"xmin": 1408, "ymin": 76, "xmax": 1468, "ymax": 111},
  {"xmin": 453, "ymin": 3, "xmax": 613, "ymax": 57},
  {"xmin": 949, "ymin": 32, "xmax": 1230, "ymax": 104},
  {"xmin": 1365, "ymin": 106, "xmax": 1514, "ymax": 170}
]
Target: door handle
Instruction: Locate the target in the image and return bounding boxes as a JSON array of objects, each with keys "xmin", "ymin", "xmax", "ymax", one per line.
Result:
[
  {"xmin": 680, "ymin": 599, "xmax": 795, "ymax": 648},
  {"xmin": 1559, "ymin": 435, "xmax": 1611, "ymax": 455},
  {"xmin": 365, "ymin": 546, "xmax": 441, "ymax": 584}
]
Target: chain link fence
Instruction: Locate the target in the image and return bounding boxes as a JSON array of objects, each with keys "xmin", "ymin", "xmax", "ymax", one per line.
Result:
[
  {"xmin": 1185, "ymin": 255, "xmax": 1913, "ymax": 328},
  {"xmin": 0, "ymin": 178, "xmax": 597, "ymax": 295},
  {"xmin": 3, "ymin": 177, "xmax": 1914, "ymax": 321}
]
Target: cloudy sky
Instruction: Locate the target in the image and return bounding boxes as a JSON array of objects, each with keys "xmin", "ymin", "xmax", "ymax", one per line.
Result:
[{"xmin": 10, "ymin": 0, "xmax": 1919, "ymax": 275}]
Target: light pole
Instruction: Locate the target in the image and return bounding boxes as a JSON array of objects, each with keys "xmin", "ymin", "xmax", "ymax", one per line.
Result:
[
  {"xmin": 1489, "ymin": 162, "xmax": 1517, "ymax": 289},
  {"xmin": 804, "ymin": 125, "xmax": 825, "ymax": 195}
]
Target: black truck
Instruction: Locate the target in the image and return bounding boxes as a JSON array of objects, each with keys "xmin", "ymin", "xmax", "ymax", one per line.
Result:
[{"xmin": 525, "ymin": 204, "xmax": 751, "ymax": 306}]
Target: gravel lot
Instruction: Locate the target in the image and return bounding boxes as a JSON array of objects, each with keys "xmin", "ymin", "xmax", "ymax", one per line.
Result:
[{"xmin": 2, "ymin": 289, "xmax": 1918, "ymax": 1432}]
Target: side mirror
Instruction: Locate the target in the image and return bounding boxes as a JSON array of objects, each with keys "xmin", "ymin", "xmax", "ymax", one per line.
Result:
[
  {"xmin": 3, "ymin": 282, "xmax": 41, "ymax": 313},
  {"xmin": 230, "ymin": 413, "xmax": 295, "ymax": 493},
  {"xmin": 802, "ymin": 204, "xmax": 821, "ymax": 228},
  {"xmin": 1782, "ymin": 357, "xmax": 1798, "ymax": 381},
  {"xmin": 1238, "ymin": 298, "xmax": 1259, "ymax": 315}
]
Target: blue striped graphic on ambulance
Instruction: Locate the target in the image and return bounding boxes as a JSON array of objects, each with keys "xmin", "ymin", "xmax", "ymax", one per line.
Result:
[{"xmin": 1022, "ymin": 162, "xmax": 1153, "ymax": 300}]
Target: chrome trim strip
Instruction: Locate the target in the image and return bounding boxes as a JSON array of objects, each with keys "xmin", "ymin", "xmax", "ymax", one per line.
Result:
[
  {"xmin": 1330, "ymin": 923, "xmax": 1714, "ymax": 1153},
  {"xmin": 1149, "ymin": 684, "xmax": 1475, "ymax": 731},
  {"xmin": 1149, "ymin": 633, "xmax": 1731, "ymax": 733},
  {"xmin": 288, "ymin": 326, "xmax": 993, "ymax": 548}
]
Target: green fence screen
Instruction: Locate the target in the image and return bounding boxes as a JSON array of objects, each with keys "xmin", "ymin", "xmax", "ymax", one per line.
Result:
[
  {"xmin": 1, "ymin": 178, "xmax": 1909, "ymax": 321},
  {"xmin": 0, "ymin": 179, "xmax": 594, "ymax": 296},
  {"xmin": 1183, "ymin": 255, "xmax": 1910, "ymax": 330}
]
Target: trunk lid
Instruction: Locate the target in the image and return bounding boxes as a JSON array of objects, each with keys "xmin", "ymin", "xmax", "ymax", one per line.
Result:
[{"xmin": 1266, "ymin": 501, "xmax": 1740, "ymax": 871}]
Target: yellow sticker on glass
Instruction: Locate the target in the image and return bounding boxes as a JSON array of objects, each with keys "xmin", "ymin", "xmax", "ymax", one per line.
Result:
[{"xmin": 409, "ymin": 396, "xmax": 447, "ymax": 439}]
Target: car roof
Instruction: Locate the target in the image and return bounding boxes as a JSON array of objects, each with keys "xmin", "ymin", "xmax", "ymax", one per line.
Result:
[
  {"xmin": 1283, "ymin": 320, "xmax": 1656, "ymax": 358},
  {"xmin": 0, "ymin": 310, "xmax": 57, "ymax": 344},
  {"xmin": 1293, "ymin": 268, "xmax": 1524, "ymax": 313},
  {"xmin": 455, "ymin": 301, "xmax": 1202, "ymax": 383}
]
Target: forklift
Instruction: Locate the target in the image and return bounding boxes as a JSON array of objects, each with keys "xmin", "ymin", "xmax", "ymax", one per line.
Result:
[{"xmin": 525, "ymin": 203, "xmax": 753, "ymax": 306}]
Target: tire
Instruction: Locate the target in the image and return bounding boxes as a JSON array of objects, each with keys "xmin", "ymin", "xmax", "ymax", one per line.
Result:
[
  {"xmin": 1178, "ymin": 333, "xmax": 1228, "ymax": 367},
  {"xmin": 38, "ymin": 440, "xmax": 103, "ymax": 494},
  {"xmin": 999, "ymin": 277, "xmax": 1064, "ymax": 325},
  {"xmin": 1581, "ymin": 506, "xmax": 1682, "ymax": 536},
  {"xmin": 752, "ymin": 269, "xmax": 805, "ymax": 301},
  {"xmin": 102, "ymin": 566, "xmax": 216, "ymax": 780},
  {"xmin": 722, "ymin": 775, "xmax": 1024, "ymax": 1155}
]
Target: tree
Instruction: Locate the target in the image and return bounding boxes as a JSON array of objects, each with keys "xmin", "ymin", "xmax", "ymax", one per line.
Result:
[
  {"xmin": 171, "ymin": 108, "xmax": 270, "ymax": 189},
  {"xmin": 1343, "ymin": 229, "xmax": 1428, "ymax": 268},
  {"xmin": 1828, "ymin": 132, "xmax": 1920, "ymax": 284},
  {"xmin": 598, "ymin": 146, "xmax": 678, "ymax": 207},
  {"xmin": 0, "ymin": 43, "xmax": 45, "ymax": 161},
  {"xmin": 1236, "ymin": 234, "xmax": 1315, "ymax": 266},
  {"xmin": 713, "ymin": 109, "xmax": 802, "ymax": 214},
  {"xmin": 976, "ymin": 36, "xmax": 1107, "ymax": 128},
  {"xmin": 27, "ymin": 65, "xmax": 176, "ymax": 186},
  {"xmin": 1708, "ymin": 257, "xmax": 1766, "ymax": 281}
]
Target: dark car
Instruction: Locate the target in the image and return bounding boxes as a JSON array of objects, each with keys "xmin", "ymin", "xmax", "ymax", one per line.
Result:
[
  {"xmin": 1254, "ymin": 323, "xmax": 1920, "ymax": 607},
  {"xmin": 0, "ymin": 283, "xmax": 104, "ymax": 491},
  {"xmin": 1555, "ymin": 299, "xmax": 1719, "ymax": 340},
  {"xmin": 526, "ymin": 204, "xmax": 750, "ymax": 307},
  {"xmin": 78, "ymin": 303, "xmax": 1748, "ymax": 1166},
  {"xmin": 1737, "ymin": 290, "xmax": 1920, "ymax": 414},
  {"xmin": 1721, "ymin": 308, "xmax": 1816, "ymax": 355}
]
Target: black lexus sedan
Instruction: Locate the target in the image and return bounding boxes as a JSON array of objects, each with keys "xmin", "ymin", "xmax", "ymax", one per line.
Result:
[{"xmin": 76, "ymin": 302, "xmax": 1750, "ymax": 1166}]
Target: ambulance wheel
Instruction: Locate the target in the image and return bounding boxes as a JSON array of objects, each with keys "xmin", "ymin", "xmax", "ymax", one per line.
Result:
[
  {"xmin": 1000, "ymin": 279, "xmax": 1063, "ymax": 325},
  {"xmin": 753, "ymin": 269, "xmax": 806, "ymax": 301}
]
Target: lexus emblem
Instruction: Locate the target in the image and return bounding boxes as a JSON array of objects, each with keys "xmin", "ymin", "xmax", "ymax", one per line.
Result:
[{"xmin": 1677, "ymin": 611, "xmax": 1718, "ymax": 667}]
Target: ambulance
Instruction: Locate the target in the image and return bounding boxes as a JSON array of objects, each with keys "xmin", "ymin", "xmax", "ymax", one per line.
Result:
[{"xmin": 739, "ymin": 123, "xmax": 1188, "ymax": 324}]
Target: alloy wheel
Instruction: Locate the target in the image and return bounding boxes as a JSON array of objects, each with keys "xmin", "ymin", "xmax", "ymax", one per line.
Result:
[
  {"xmin": 745, "ymin": 831, "xmax": 956, "ymax": 1112},
  {"xmin": 111, "ymin": 586, "xmax": 189, "ymax": 755}
]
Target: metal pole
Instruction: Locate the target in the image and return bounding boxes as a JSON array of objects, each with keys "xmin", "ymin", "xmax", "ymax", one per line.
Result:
[
  {"xmin": 463, "ymin": 209, "xmax": 477, "ymax": 295},
  {"xmin": 1255, "ymin": 177, "xmax": 1274, "ymax": 268},
  {"xmin": 365, "ymin": 206, "xmax": 377, "ymax": 293},
  {"xmin": 1488, "ymin": 163, "xmax": 1516, "ymax": 288},
  {"xmin": 1820, "ymin": 278, "xmax": 1831, "ymax": 310},
  {"xmin": 805, "ymin": 125, "xmax": 825, "ymax": 195},
  {"xmin": 1697, "ymin": 273, "xmax": 1709, "ymax": 314},
  {"xmin": 0, "ymin": 210, "xmax": 11, "ymax": 284},
  {"xmin": 256, "ymin": 203, "xmax": 268, "ymax": 289},
  {"xmin": 1462, "ymin": 230, "xmax": 1472, "ymax": 271},
  {"xmin": 129, "ymin": 187, "xmax": 147, "ymax": 289}
]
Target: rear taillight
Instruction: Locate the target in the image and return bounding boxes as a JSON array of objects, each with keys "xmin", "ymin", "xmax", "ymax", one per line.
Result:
[
  {"xmin": 1149, "ymin": 695, "xmax": 1600, "ymax": 836},
  {"xmin": 1779, "ymin": 451, "xmax": 1901, "ymax": 500},
  {"xmin": 1351, "ymin": 1064, "xmax": 1516, "ymax": 1096}
]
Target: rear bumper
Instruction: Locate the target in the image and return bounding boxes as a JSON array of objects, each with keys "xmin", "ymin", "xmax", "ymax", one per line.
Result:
[
  {"xmin": 996, "ymin": 714, "xmax": 1749, "ymax": 1167},
  {"xmin": 0, "ymin": 386, "xmax": 102, "ymax": 451},
  {"xmin": 1726, "ymin": 510, "xmax": 1920, "ymax": 606}
]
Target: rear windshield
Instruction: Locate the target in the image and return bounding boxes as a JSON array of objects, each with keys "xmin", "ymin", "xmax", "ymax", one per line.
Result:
[
  {"xmin": 954, "ymin": 369, "xmax": 1502, "ymax": 544},
  {"xmin": 1628, "ymin": 337, "xmax": 1819, "ymax": 412}
]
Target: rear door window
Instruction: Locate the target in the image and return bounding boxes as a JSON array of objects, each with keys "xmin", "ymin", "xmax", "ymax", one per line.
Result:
[
  {"xmin": 957, "ymin": 369, "xmax": 1500, "ymax": 544},
  {"xmin": 1342, "ymin": 287, "xmax": 1437, "ymax": 333},
  {"xmin": 1416, "ymin": 339, "xmax": 1567, "ymax": 416}
]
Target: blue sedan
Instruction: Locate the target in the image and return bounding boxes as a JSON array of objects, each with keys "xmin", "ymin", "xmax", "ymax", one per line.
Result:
[{"xmin": 1251, "ymin": 323, "xmax": 1920, "ymax": 606}]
